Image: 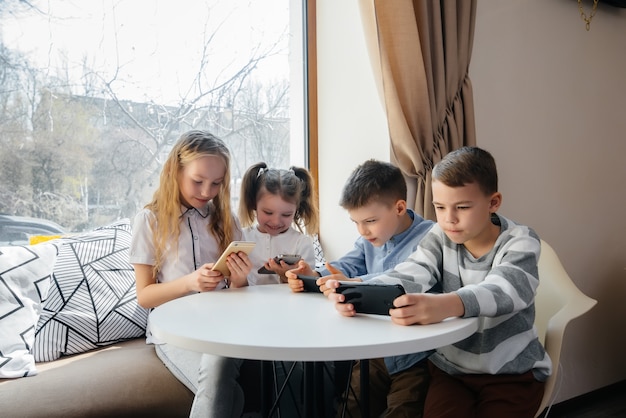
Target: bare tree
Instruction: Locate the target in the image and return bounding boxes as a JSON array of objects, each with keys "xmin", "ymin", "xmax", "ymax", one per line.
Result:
[{"xmin": 0, "ymin": 0, "xmax": 294, "ymax": 230}]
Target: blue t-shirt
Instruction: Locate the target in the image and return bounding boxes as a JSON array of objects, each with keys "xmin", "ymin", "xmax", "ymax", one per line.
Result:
[{"xmin": 318, "ymin": 209, "xmax": 434, "ymax": 374}]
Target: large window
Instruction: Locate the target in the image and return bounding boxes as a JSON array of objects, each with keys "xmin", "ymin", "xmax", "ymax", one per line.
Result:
[{"xmin": 0, "ymin": 0, "xmax": 309, "ymax": 234}]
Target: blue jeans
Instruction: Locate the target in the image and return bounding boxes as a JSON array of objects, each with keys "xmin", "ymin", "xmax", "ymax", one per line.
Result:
[{"xmin": 156, "ymin": 343, "xmax": 244, "ymax": 417}]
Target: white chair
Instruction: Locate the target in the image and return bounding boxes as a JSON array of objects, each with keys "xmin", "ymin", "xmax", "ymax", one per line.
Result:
[{"xmin": 534, "ymin": 240, "xmax": 597, "ymax": 417}]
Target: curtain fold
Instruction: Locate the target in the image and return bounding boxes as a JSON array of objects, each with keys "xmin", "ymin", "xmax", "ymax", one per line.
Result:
[{"xmin": 361, "ymin": 0, "xmax": 477, "ymax": 220}]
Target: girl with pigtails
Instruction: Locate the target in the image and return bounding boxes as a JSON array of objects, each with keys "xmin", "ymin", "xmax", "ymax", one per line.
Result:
[{"xmin": 238, "ymin": 162, "xmax": 320, "ymax": 285}]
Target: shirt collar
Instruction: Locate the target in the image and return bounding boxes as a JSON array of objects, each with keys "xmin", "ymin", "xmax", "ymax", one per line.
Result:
[{"xmin": 180, "ymin": 204, "xmax": 210, "ymax": 219}]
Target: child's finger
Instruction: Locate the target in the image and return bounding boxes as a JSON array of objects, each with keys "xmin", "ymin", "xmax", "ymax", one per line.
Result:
[{"xmin": 325, "ymin": 262, "xmax": 341, "ymax": 275}]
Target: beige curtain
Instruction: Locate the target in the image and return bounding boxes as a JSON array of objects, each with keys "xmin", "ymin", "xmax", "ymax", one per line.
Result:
[{"xmin": 360, "ymin": 0, "xmax": 477, "ymax": 220}]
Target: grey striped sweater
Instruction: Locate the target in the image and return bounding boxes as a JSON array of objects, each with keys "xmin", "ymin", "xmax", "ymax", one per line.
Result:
[{"xmin": 371, "ymin": 214, "xmax": 552, "ymax": 381}]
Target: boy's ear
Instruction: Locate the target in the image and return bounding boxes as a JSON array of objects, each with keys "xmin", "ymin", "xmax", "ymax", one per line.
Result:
[
  {"xmin": 395, "ymin": 199, "xmax": 408, "ymax": 215},
  {"xmin": 489, "ymin": 192, "xmax": 502, "ymax": 213}
]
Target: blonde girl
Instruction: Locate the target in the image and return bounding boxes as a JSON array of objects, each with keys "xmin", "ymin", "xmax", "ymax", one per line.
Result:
[{"xmin": 130, "ymin": 130, "xmax": 251, "ymax": 417}]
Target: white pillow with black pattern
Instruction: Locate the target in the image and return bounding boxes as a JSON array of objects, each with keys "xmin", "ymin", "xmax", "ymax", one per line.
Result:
[
  {"xmin": 33, "ymin": 219, "xmax": 148, "ymax": 362},
  {"xmin": 0, "ymin": 243, "xmax": 58, "ymax": 378},
  {"xmin": 312, "ymin": 233, "xmax": 326, "ymax": 270}
]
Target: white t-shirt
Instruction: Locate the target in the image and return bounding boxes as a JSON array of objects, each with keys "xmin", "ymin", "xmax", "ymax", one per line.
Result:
[
  {"xmin": 129, "ymin": 205, "xmax": 243, "ymax": 343},
  {"xmin": 243, "ymin": 225, "xmax": 316, "ymax": 285}
]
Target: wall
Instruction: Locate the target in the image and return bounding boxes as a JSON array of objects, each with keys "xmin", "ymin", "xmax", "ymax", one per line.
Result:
[
  {"xmin": 471, "ymin": 0, "xmax": 626, "ymax": 402},
  {"xmin": 316, "ymin": 0, "xmax": 389, "ymax": 259},
  {"xmin": 316, "ymin": 0, "xmax": 626, "ymax": 404}
]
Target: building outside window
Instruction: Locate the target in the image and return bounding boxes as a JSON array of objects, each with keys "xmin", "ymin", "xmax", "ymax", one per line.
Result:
[{"xmin": 0, "ymin": 0, "xmax": 309, "ymax": 234}]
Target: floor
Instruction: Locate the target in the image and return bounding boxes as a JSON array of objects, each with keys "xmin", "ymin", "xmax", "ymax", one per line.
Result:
[{"xmin": 539, "ymin": 380, "xmax": 626, "ymax": 418}]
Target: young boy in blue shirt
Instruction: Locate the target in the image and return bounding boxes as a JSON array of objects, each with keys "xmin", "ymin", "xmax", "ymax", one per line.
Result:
[
  {"xmin": 287, "ymin": 159, "xmax": 434, "ymax": 417},
  {"xmin": 328, "ymin": 147, "xmax": 551, "ymax": 418}
]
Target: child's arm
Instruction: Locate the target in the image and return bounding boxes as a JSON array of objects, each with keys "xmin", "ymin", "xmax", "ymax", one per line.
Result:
[
  {"xmin": 362, "ymin": 227, "xmax": 445, "ymax": 293},
  {"xmin": 287, "ymin": 261, "xmax": 361, "ymax": 294},
  {"xmin": 316, "ymin": 239, "xmax": 369, "ymax": 279},
  {"xmin": 388, "ymin": 293, "xmax": 465, "ymax": 325},
  {"xmin": 318, "ymin": 263, "xmax": 361, "ymax": 296},
  {"xmin": 326, "ymin": 231, "xmax": 443, "ymax": 316},
  {"xmin": 134, "ymin": 263, "xmax": 227, "ymax": 309},
  {"xmin": 326, "ymin": 280, "xmax": 463, "ymax": 322},
  {"xmin": 389, "ymin": 231, "xmax": 541, "ymax": 324}
]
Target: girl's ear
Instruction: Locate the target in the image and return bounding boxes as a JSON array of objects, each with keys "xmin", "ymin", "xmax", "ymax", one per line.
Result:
[{"xmin": 489, "ymin": 192, "xmax": 503, "ymax": 213}]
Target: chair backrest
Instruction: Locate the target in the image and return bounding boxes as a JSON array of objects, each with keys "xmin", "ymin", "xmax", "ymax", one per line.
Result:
[{"xmin": 533, "ymin": 240, "xmax": 597, "ymax": 417}]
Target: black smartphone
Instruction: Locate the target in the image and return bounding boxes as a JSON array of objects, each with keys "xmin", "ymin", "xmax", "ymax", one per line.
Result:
[
  {"xmin": 258, "ymin": 254, "xmax": 302, "ymax": 274},
  {"xmin": 276, "ymin": 254, "xmax": 301, "ymax": 265},
  {"xmin": 335, "ymin": 282, "xmax": 406, "ymax": 315},
  {"xmin": 296, "ymin": 275, "xmax": 323, "ymax": 293}
]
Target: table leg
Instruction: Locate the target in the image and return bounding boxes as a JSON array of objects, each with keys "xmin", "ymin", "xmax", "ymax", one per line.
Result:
[
  {"xmin": 303, "ymin": 362, "xmax": 315, "ymax": 418},
  {"xmin": 303, "ymin": 361, "xmax": 334, "ymax": 417},
  {"xmin": 261, "ymin": 360, "xmax": 337, "ymax": 417},
  {"xmin": 360, "ymin": 359, "xmax": 370, "ymax": 418},
  {"xmin": 261, "ymin": 361, "xmax": 274, "ymax": 417},
  {"xmin": 314, "ymin": 362, "xmax": 326, "ymax": 415}
]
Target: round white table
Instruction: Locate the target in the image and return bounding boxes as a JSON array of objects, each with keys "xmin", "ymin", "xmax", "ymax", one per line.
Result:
[
  {"xmin": 150, "ymin": 284, "xmax": 479, "ymax": 417},
  {"xmin": 149, "ymin": 283, "xmax": 478, "ymax": 361}
]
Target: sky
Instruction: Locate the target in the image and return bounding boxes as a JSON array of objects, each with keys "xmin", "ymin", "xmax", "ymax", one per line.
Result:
[{"xmin": 1, "ymin": 0, "xmax": 292, "ymax": 104}]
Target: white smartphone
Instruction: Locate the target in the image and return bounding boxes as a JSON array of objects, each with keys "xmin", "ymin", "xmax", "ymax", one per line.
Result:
[{"xmin": 211, "ymin": 241, "xmax": 256, "ymax": 276}]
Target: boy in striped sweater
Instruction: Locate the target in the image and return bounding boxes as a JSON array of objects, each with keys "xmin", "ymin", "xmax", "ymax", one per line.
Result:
[{"xmin": 328, "ymin": 146, "xmax": 551, "ymax": 418}]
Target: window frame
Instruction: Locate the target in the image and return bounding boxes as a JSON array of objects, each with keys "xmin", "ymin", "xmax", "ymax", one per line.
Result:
[{"xmin": 305, "ymin": 0, "xmax": 319, "ymax": 200}]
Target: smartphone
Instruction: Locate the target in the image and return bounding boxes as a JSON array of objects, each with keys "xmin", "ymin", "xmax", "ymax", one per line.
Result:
[
  {"xmin": 211, "ymin": 241, "xmax": 256, "ymax": 276},
  {"xmin": 275, "ymin": 254, "xmax": 301, "ymax": 265},
  {"xmin": 296, "ymin": 275, "xmax": 323, "ymax": 293},
  {"xmin": 258, "ymin": 254, "xmax": 302, "ymax": 274},
  {"xmin": 335, "ymin": 282, "xmax": 406, "ymax": 315}
]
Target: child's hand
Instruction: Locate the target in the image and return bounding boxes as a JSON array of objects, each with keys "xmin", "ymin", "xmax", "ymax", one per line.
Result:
[
  {"xmin": 325, "ymin": 279, "xmax": 357, "ymax": 317},
  {"xmin": 265, "ymin": 257, "xmax": 298, "ymax": 283},
  {"xmin": 319, "ymin": 263, "xmax": 360, "ymax": 296},
  {"xmin": 388, "ymin": 293, "xmax": 465, "ymax": 325},
  {"xmin": 190, "ymin": 263, "xmax": 226, "ymax": 292},
  {"xmin": 225, "ymin": 251, "xmax": 253, "ymax": 288},
  {"xmin": 286, "ymin": 260, "xmax": 315, "ymax": 292}
]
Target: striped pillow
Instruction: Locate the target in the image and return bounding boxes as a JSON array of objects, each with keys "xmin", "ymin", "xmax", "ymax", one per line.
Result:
[
  {"xmin": 0, "ymin": 243, "xmax": 57, "ymax": 377},
  {"xmin": 33, "ymin": 219, "xmax": 148, "ymax": 362}
]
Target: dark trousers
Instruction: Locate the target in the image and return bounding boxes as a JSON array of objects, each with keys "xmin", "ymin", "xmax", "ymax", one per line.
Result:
[
  {"xmin": 339, "ymin": 357, "xmax": 429, "ymax": 418},
  {"xmin": 424, "ymin": 360, "xmax": 545, "ymax": 418}
]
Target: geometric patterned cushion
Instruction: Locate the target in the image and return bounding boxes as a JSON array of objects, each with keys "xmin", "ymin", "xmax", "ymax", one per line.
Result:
[
  {"xmin": 33, "ymin": 219, "xmax": 148, "ymax": 362},
  {"xmin": 0, "ymin": 243, "xmax": 58, "ymax": 378},
  {"xmin": 312, "ymin": 233, "xmax": 326, "ymax": 270}
]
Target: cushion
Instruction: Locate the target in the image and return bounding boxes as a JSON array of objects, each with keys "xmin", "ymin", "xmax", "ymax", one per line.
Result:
[
  {"xmin": 312, "ymin": 233, "xmax": 326, "ymax": 269},
  {"xmin": 0, "ymin": 243, "xmax": 58, "ymax": 378},
  {"xmin": 33, "ymin": 219, "xmax": 148, "ymax": 362}
]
